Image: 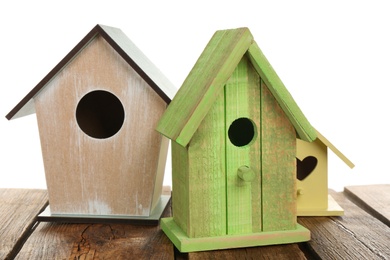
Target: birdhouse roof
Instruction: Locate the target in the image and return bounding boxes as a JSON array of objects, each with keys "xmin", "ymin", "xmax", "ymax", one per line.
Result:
[
  {"xmin": 156, "ymin": 27, "xmax": 316, "ymax": 147},
  {"xmin": 315, "ymin": 129, "xmax": 355, "ymax": 169},
  {"xmin": 6, "ymin": 24, "xmax": 176, "ymax": 120}
]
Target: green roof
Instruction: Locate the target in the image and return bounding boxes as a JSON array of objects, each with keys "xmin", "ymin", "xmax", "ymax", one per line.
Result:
[{"xmin": 156, "ymin": 27, "xmax": 316, "ymax": 146}]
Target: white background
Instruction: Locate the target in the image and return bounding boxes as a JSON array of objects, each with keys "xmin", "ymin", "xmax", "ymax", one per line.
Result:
[{"xmin": 1, "ymin": 1, "xmax": 389, "ymax": 191}]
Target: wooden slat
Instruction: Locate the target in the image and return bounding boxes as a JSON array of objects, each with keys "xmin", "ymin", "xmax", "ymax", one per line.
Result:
[
  {"xmin": 16, "ymin": 198, "xmax": 174, "ymax": 259},
  {"xmin": 344, "ymin": 184, "xmax": 390, "ymax": 226},
  {"xmin": 186, "ymin": 85, "xmax": 226, "ymax": 238},
  {"xmin": 0, "ymin": 189, "xmax": 48, "ymax": 260},
  {"xmin": 299, "ymin": 190, "xmax": 390, "ymax": 259},
  {"xmin": 157, "ymin": 28, "xmax": 253, "ymax": 147},
  {"xmin": 225, "ymin": 56, "xmax": 262, "ymax": 234},
  {"xmin": 183, "ymin": 244, "xmax": 308, "ymax": 260}
]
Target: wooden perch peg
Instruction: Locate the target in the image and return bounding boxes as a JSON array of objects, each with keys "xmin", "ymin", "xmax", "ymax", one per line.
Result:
[{"xmin": 237, "ymin": 165, "xmax": 255, "ymax": 182}]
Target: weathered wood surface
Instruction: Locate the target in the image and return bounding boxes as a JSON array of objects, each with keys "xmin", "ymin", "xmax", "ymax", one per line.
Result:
[
  {"xmin": 35, "ymin": 34, "xmax": 168, "ymax": 217},
  {"xmin": 16, "ymin": 187, "xmax": 173, "ymax": 259},
  {"xmin": 298, "ymin": 189, "xmax": 390, "ymax": 259},
  {"xmin": 181, "ymin": 244, "xmax": 308, "ymax": 260},
  {"xmin": 16, "ymin": 220, "xmax": 173, "ymax": 259},
  {"xmin": 2, "ymin": 185, "xmax": 390, "ymax": 259},
  {"xmin": 344, "ymin": 184, "xmax": 390, "ymax": 227},
  {"xmin": 0, "ymin": 189, "xmax": 48, "ymax": 260}
]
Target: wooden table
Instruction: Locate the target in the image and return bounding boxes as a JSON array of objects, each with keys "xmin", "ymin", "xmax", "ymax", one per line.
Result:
[{"xmin": 1, "ymin": 185, "xmax": 389, "ymax": 259}]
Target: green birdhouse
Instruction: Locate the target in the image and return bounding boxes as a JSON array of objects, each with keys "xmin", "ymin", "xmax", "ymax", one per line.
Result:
[{"xmin": 156, "ymin": 27, "xmax": 316, "ymax": 252}]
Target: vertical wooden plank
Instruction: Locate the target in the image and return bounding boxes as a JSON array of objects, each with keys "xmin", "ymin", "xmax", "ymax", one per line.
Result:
[
  {"xmin": 171, "ymin": 141, "xmax": 189, "ymax": 235},
  {"xmin": 187, "ymin": 89, "xmax": 226, "ymax": 238},
  {"xmin": 261, "ymin": 80, "xmax": 297, "ymax": 231},
  {"xmin": 248, "ymin": 61, "xmax": 262, "ymax": 233},
  {"xmin": 225, "ymin": 56, "xmax": 262, "ymax": 234}
]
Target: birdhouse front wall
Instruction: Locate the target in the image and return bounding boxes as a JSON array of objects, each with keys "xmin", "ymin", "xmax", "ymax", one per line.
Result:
[
  {"xmin": 34, "ymin": 35, "xmax": 167, "ymax": 216},
  {"xmin": 296, "ymin": 138, "xmax": 328, "ymax": 210},
  {"xmin": 171, "ymin": 55, "xmax": 297, "ymax": 238}
]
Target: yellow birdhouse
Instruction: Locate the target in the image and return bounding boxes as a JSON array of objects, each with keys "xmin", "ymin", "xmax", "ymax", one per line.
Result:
[
  {"xmin": 6, "ymin": 24, "xmax": 176, "ymax": 223},
  {"xmin": 296, "ymin": 129, "xmax": 354, "ymax": 216}
]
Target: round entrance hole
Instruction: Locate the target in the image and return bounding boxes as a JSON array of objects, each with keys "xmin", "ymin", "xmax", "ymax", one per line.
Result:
[
  {"xmin": 76, "ymin": 90, "xmax": 125, "ymax": 139},
  {"xmin": 228, "ymin": 117, "xmax": 256, "ymax": 147}
]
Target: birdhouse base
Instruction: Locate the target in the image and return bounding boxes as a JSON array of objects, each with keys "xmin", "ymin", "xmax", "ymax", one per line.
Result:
[
  {"xmin": 161, "ymin": 217, "xmax": 310, "ymax": 252},
  {"xmin": 37, "ymin": 195, "xmax": 171, "ymax": 225},
  {"xmin": 297, "ymin": 195, "xmax": 344, "ymax": 216}
]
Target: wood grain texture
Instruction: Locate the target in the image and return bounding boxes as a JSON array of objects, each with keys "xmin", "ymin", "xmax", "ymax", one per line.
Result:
[
  {"xmin": 171, "ymin": 141, "xmax": 190, "ymax": 235},
  {"xmin": 6, "ymin": 24, "xmax": 175, "ymax": 120},
  {"xmin": 35, "ymin": 35, "xmax": 167, "ymax": 216},
  {"xmin": 16, "ymin": 223, "xmax": 173, "ymax": 260},
  {"xmin": 0, "ymin": 189, "xmax": 48, "ymax": 260},
  {"xmin": 261, "ymin": 80, "xmax": 297, "ymax": 232},
  {"xmin": 344, "ymin": 184, "xmax": 390, "ymax": 227},
  {"xmin": 186, "ymin": 86, "xmax": 226, "ymax": 238},
  {"xmin": 185, "ymin": 243, "xmax": 307, "ymax": 260},
  {"xmin": 16, "ymin": 194, "xmax": 173, "ymax": 260},
  {"xmin": 247, "ymin": 42, "xmax": 316, "ymax": 142},
  {"xmin": 157, "ymin": 28, "xmax": 253, "ymax": 147},
  {"xmin": 225, "ymin": 56, "xmax": 262, "ymax": 234},
  {"xmin": 299, "ymin": 190, "xmax": 390, "ymax": 259}
]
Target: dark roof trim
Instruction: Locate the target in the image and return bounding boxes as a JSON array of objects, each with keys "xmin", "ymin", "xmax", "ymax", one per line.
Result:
[{"xmin": 6, "ymin": 24, "xmax": 175, "ymax": 120}]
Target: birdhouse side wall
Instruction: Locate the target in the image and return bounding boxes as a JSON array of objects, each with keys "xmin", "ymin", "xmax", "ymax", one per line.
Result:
[
  {"xmin": 261, "ymin": 80, "xmax": 297, "ymax": 232},
  {"xmin": 34, "ymin": 35, "xmax": 166, "ymax": 216},
  {"xmin": 186, "ymin": 88, "xmax": 227, "ymax": 238},
  {"xmin": 171, "ymin": 141, "xmax": 190, "ymax": 235},
  {"xmin": 296, "ymin": 138, "xmax": 328, "ymax": 210}
]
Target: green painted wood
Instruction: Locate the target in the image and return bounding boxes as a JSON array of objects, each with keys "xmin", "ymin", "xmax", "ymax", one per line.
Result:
[
  {"xmin": 225, "ymin": 56, "xmax": 262, "ymax": 235},
  {"xmin": 171, "ymin": 141, "xmax": 189, "ymax": 235},
  {"xmin": 161, "ymin": 217, "xmax": 309, "ymax": 253},
  {"xmin": 187, "ymin": 89, "xmax": 226, "ymax": 238},
  {"xmin": 248, "ymin": 61, "xmax": 263, "ymax": 234},
  {"xmin": 247, "ymin": 42, "xmax": 316, "ymax": 142},
  {"xmin": 156, "ymin": 28, "xmax": 253, "ymax": 146},
  {"xmin": 237, "ymin": 166, "xmax": 255, "ymax": 182},
  {"xmin": 261, "ymin": 80, "xmax": 297, "ymax": 232},
  {"xmin": 157, "ymin": 28, "xmax": 316, "ymax": 149}
]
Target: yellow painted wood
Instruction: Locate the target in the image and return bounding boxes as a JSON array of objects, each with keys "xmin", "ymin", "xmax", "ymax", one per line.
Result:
[
  {"xmin": 296, "ymin": 129, "xmax": 354, "ymax": 216},
  {"xmin": 316, "ymin": 130, "xmax": 355, "ymax": 169},
  {"xmin": 261, "ymin": 80, "xmax": 297, "ymax": 231},
  {"xmin": 296, "ymin": 137, "xmax": 329, "ymax": 213},
  {"xmin": 225, "ymin": 56, "xmax": 262, "ymax": 234}
]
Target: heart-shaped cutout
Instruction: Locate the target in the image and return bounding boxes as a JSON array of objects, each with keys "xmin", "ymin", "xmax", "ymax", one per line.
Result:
[{"xmin": 296, "ymin": 156, "xmax": 318, "ymax": 181}]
